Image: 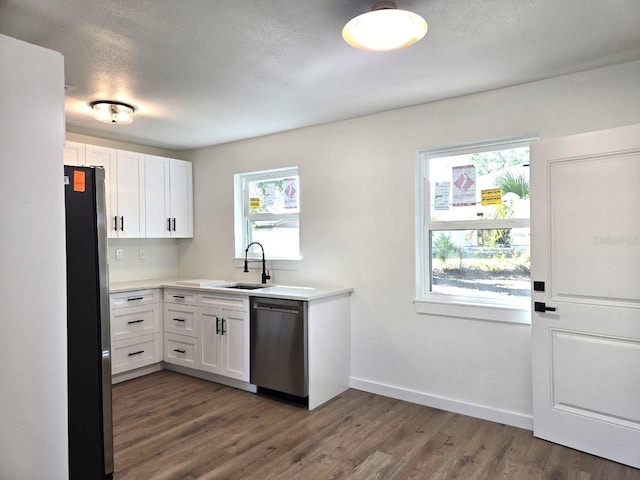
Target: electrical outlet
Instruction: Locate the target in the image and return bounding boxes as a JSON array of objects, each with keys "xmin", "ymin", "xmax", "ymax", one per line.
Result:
[
  {"xmin": 115, "ymin": 248, "xmax": 123, "ymax": 261},
  {"xmin": 139, "ymin": 248, "xmax": 146, "ymax": 260}
]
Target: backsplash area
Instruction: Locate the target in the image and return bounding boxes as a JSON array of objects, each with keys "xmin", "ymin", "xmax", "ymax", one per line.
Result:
[{"xmin": 107, "ymin": 238, "xmax": 179, "ymax": 283}]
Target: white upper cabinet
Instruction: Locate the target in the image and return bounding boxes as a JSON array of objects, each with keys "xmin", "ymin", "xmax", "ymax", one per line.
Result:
[
  {"xmin": 71, "ymin": 142, "xmax": 193, "ymax": 239},
  {"xmin": 115, "ymin": 150, "xmax": 146, "ymax": 238},
  {"xmin": 144, "ymin": 155, "xmax": 193, "ymax": 238},
  {"xmin": 85, "ymin": 145, "xmax": 145, "ymax": 238},
  {"xmin": 85, "ymin": 144, "xmax": 117, "ymax": 236},
  {"xmin": 63, "ymin": 141, "xmax": 85, "ymax": 166}
]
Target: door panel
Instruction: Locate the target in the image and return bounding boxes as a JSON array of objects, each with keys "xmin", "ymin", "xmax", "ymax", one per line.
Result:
[
  {"xmin": 531, "ymin": 124, "xmax": 640, "ymax": 468},
  {"xmin": 550, "ymin": 154, "xmax": 640, "ymax": 303},
  {"xmin": 199, "ymin": 308, "xmax": 222, "ymax": 374},
  {"xmin": 222, "ymin": 310, "xmax": 249, "ymax": 381}
]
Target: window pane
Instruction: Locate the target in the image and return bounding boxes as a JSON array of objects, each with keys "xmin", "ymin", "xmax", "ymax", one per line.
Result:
[
  {"xmin": 429, "ymin": 146, "xmax": 529, "ymax": 222},
  {"xmin": 430, "ymin": 229, "xmax": 530, "ymax": 298},
  {"xmin": 247, "ymin": 218, "xmax": 299, "ymax": 258},
  {"xmin": 247, "ymin": 175, "xmax": 299, "ymax": 214}
]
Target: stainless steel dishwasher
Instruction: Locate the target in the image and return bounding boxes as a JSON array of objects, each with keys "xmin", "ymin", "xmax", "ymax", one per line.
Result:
[{"xmin": 250, "ymin": 297, "xmax": 308, "ymax": 403}]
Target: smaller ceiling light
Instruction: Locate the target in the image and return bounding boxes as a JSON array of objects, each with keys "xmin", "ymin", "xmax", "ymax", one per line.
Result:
[
  {"xmin": 342, "ymin": 1, "xmax": 428, "ymax": 52},
  {"xmin": 89, "ymin": 101, "xmax": 136, "ymax": 125}
]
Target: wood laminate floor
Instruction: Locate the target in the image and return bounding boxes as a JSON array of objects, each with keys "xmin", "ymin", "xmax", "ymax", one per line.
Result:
[{"xmin": 113, "ymin": 371, "xmax": 639, "ymax": 480}]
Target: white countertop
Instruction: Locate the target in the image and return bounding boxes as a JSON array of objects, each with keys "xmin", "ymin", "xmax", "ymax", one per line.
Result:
[{"xmin": 109, "ymin": 278, "xmax": 353, "ymax": 301}]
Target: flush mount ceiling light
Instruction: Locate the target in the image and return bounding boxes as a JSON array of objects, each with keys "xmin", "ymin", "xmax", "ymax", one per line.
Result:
[
  {"xmin": 342, "ymin": 1, "xmax": 428, "ymax": 52},
  {"xmin": 89, "ymin": 100, "xmax": 136, "ymax": 125}
]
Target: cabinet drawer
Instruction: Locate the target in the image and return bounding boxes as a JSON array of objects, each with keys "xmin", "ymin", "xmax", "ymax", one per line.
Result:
[
  {"xmin": 111, "ymin": 304, "xmax": 160, "ymax": 342},
  {"xmin": 164, "ymin": 303, "xmax": 198, "ymax": 337},
  {"xmin": 165, "ymin": 333, "xmax": 199, "ymax": 369},
  {"xmin": 112, "ymin": 334, "xmax": 160, "ymax": 375},
  {"xmin": 164, "ymin": 289, "xmax": 198, "ymax": 306},
  {"xmin": 110, "ymin": 289, "xmax": 160, "ymax": 309},
  {"xmin": 199, "ymin": 293, "xmax": 249, "ymax": 312}
]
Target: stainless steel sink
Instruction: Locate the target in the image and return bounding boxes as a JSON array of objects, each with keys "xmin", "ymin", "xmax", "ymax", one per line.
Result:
[{"xmin": 219, "ymin": 283, "xmax": 265, "ymax": 290}]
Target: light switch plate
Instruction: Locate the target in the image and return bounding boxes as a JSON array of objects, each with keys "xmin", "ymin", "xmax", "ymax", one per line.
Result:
[
  {"xmin": 115, "ymin": 248, "xmax": 123, "ymax": 261},
  {"xmin": 139, "ymin": 248, "xmax": 146, "ymax": 260}
]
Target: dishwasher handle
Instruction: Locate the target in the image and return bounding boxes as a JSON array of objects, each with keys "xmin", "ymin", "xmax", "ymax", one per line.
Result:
[{"xmin": 253, "ymin": 303, "xmax": 300, "ymax": 315}]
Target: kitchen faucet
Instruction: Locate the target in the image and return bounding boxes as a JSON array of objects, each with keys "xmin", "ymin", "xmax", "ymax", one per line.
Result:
[{"xmin": 243, "ymin": 241, "xmax": 271, "ymax": 284}]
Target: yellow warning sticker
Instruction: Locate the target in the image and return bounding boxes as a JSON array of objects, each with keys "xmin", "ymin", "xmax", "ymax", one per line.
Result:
[
  {"xmin": 481, "ymin": 188, "xmax": 502, "ymax": 206},
  {"xmin": 249, "ymin": 197, "xmax": 260, "ymax": 209}
]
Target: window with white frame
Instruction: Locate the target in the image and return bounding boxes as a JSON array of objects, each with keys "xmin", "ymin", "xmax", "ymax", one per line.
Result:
[
  {"xmin": 235, "ymin": 167, "xmax": 300, "ymax": 259},
  {"xmin": 417, "ymin": 139, "xmax": 531, "ymax": 311}
]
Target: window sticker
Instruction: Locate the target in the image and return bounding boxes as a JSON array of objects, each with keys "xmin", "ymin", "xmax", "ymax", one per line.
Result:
[
  {"xmin": 283, "ymin": 177, "xmax": 298, "ymax": 209},
  {"xmin": 481, "ymin": 188, "xmax": 502, "ymax": 206},
  {"xmin": 249, "ymin": 197, "xmax": 260, "ymax": 210},
  {"xmin": 434, "ymin": 181, "xmax": 450, "ymax": 210},
  {"xmin": 452, "ymin": 165, "xmax": 476, "ymax": 206}
]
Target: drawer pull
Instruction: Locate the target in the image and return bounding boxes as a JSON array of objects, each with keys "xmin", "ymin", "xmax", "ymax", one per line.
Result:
[
  {"xmin": 216, "ymin": 317, "xmax": 220, "ymax": 335},
  {"xmin": 127, "ymin": 319, "xmax": 144, "ymax": 325},
  {"xmin": 127, "ymin": 297, "xmax": 144, "ymax": 302},
  {"xmin": 173, "ymin": 318, "xmax": 185, "ymax": 322},
  {"xmin": 128, "ymin": 350, "xmax": 144, "ymax": 357},
  {"xmin": 221, "ymin": 318, "xmax": 226, "ymax": 335},
  {"xmin": 172, "ymin": 295, "xmax": 185, "ymax": 299},
  {"xmin": 173, "ymin": 349, "xmax": 186, "ymax": 354}
]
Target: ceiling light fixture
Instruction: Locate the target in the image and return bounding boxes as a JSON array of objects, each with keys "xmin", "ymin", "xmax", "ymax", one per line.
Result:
[
  {"xmin": 89, "ymin": 100, "xmax": 136, "ymax": 125},
  {"xmin": 342, "ymin": 1, "xmax": 428, "ymax": 52}
]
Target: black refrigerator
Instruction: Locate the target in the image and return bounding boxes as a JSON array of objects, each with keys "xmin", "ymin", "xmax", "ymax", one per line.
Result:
[{"xmin": 64, "ymin": 165, "xmax": 114, "ymax": 480}]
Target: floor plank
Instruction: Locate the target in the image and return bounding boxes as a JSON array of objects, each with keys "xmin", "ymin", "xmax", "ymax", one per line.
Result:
[{"xmin": 112, "ymin": 371, "xmax": 640, "ymax": 480}]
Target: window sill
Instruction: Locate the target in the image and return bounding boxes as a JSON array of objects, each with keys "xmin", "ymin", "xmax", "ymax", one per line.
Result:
[
  {"xmin": 413, "ymin": 297, "xmax": 531, "ymax": 325},
  {"xmin": 233, "ymin": 257, "xmax": 301, "ymax": 271}
]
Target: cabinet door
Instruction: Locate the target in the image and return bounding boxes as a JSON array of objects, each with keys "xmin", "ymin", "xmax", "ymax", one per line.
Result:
[
  {"xmin": 144, "ymin": 155, "xmax": 171, "ymax": 238},
  {"xmin": 63, "ymin": 141, "xmax": 85, "ymax": 166},
  {"xmin": 86, "ymin": 145, "xmax": 117, "ymax": 237},
  {"xmin": 169, "ymin": 159, "xmax": 193, "ymax": 238},
  {"xmin": 199, "ymin": 308, "xmax": 223, "ymax": 375},
  {"xmin": 115, "ymin": 150, "xmax": 145, "ymax": 238},
  {"xmin": 221, "ymin": 309, "xmax": 249, "ymax": 381}
]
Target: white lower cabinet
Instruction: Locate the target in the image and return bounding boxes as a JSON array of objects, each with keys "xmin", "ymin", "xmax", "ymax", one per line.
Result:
[
  {"xmin": 112, "ymin": 334, "xmax": 161, "ymax": 375},
  {"xmin": 163, "ymin": 289, "xmax": 201, "ymax": 369},
  {"xmin": 198, "ymin": 295, "xmax": 249, "ymax": 382},
  {"xmin": 164, "ymin": 333, "xmax": 199, "ymax": 369},
  {"xmin": 110, "ymin": 289, "xmax": 162, "ymax": 376}
]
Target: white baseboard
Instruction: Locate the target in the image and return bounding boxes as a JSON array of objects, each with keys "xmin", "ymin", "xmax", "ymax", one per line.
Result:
[
  {"xmin": 164, "ymin": 363, "xmax": 257, "ymax": 393},
  {"xmin": 350, "ymin": 377, "xmax": 533, "ymax": 431},
  {"xmin": 112, "ymin": 363, "xmax": 162, "ymax": 384}
]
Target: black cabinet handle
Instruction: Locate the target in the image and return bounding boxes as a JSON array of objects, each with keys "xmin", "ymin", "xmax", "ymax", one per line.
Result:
[
  {"xmin": 172, "ymin": 218, "xmax": 176, "ymax": 231},
  {"xmin": 168, "ymin": 218, "xmax": 172, "ymax": 231},
  {"xmin": 127, "ymin": 297, "xmax": 144, "ymax": 302},
  {"xmin": 534, "ymin": 302, "xmax": 557, "ymax": 313},
  {"xmin": 173, "ymin": 295, "xmax": 185, "ymax": 299},
  {"xmin": 128, "ymin": 350, "xmax": 144, "ymax": 357},
  {"xmin": 216, "ymin": 317, "xmax": 220, "ymax": 335},
  {"xmin": 120, "ymin": 216, "xmax": 124, "ymax": 231},
  {"xmin": 173, "ymin": 318, "xmax": 185, "ymax": 322},
  {"xmin": 114, "ymin": 216, "xmax": 118, "ymax": 231},
  {"xmin": 173, "ymin": 349, "xmax": 186, "ymax": 354},
  {"xmin": 221, "ymin": 318, "xmax": 226, "ymax": 335},
  {"xmin": 127, "ymin": 319, "xmax": 144, "ymax": 325}
]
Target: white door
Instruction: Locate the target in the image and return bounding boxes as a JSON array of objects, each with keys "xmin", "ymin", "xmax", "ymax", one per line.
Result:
[
  {"xmin": 199, "ymin": 307, "xmax": 223, "ymax": 375},
  {"xmin": 531, "ymin": 124, "xmax": 640, "ymax": 468},
  {"xmin": 63, "ymin": 141, "xmax": 85, "ymax": 166},
  {"xmin": 221, "ymin": 309, "xmax": 249, "ymax": 381},
  {"xmin": 169, "ymin": 159, "xmax": 193, "ymax": 238},
  {"xmin": 86, "ymin": 145, "xmax": 117, "ymax": 237},
  {"xmin": 144, "ymin": 155, "xmax": 171, "ymax": 238},
  {"xmin": 115, "ymin": 150, "xmax": 145, "ymax": 238}
]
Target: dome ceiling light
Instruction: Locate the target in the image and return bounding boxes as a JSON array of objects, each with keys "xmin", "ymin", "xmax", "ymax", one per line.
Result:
[
  {"xmin": 89, "ymin": 101, "xmax": 136, "ymax": 125},
  {"xmin": 342, "ymin": 1, "xmax": 428, "ymax": 52}
]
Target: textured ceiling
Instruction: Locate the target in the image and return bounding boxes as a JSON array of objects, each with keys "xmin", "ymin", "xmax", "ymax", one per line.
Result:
[{"xmin": 1, "ymin": 0, "xmax": 640, "ymax": 150}]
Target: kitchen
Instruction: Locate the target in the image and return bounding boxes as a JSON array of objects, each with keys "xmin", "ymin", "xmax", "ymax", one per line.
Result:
[{"xmin": 2, "ymin": 1, "xmax": 640, "ymax": 479}]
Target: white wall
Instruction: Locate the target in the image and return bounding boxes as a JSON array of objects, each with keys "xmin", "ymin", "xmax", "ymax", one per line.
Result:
[
  {"xmin": 0, "ymin": 35, "xmax": 68, "ymax": 479},
  {"xmin": 66, "ymin": 132, "xmax": 184, "ymax": 282},
  {"xmin": 179, "ymin": 60, "xmax": 640, "ymax": 428}
]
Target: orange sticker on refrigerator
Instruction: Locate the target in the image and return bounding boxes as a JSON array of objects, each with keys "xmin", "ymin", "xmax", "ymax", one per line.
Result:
[{"xmin": 73, "ymin": 170, "xmax": 86, "ymax": 192}]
